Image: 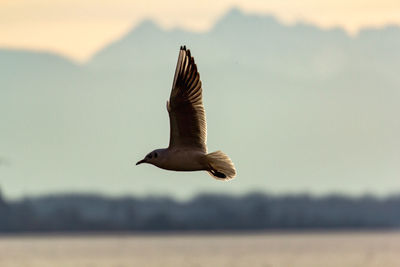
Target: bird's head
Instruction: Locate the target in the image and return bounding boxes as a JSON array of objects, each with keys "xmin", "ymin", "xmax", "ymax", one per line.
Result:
[{"xmin": 136, "ymin": 149, "xmax": 164, "ymax": 166}]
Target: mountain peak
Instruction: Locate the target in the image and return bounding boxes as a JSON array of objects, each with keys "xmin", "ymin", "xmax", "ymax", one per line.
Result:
[
  {"xmin": 131, "ymin": 19, "xmax": 161, "ymax": 34},
  {"xmin": 212, "ymin": 7, "xmax": 279, "ymax": 32},
  {"xmin": 224, "ymin": 7, "xmax": 245, "ymax": 19}
]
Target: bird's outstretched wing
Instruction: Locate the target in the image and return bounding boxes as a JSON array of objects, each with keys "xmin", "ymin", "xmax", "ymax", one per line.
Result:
[{"xmin": 167, "ymin": 46, "xmax": 207, "ymax": 152}]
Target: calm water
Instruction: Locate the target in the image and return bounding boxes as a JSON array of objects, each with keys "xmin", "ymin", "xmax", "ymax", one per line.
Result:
[{"xmin": 0, "ymin": 231, "xmax": 399, "ymax": 267}]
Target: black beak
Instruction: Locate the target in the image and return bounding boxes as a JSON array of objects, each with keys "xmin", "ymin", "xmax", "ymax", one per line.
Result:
[{"xmin": 136, "ymin": 159, "xmax": 146, "ymax": 165}]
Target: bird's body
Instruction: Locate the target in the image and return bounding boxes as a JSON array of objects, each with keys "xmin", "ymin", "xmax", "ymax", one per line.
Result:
[
  {"xmin": 137, "ymin": 46, "xmax": 236, "ymax": 180},
  {"xmin": 148, "ymin": 148, "xmax": 206, "ymax": 172}
]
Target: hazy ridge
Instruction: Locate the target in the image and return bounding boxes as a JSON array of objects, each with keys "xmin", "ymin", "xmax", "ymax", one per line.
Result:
[{"xmin": 1, "ymin": 191, "xmax": 399, "ymax": 232}]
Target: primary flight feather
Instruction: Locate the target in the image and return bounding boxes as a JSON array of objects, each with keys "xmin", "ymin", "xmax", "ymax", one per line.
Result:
[{"xmin": 136, "ymin": 46, "xmax": 236, "ymax": 180}]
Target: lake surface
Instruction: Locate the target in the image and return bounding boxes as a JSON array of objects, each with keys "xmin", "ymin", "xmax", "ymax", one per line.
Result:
[{"xmin": 0, "ymin": 231, "xmax": 399, "ymax": 267}]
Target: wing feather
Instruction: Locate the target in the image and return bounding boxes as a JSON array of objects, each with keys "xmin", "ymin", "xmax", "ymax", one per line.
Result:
[{"xmin": 168, "ymin": 46, "xmax": 207, "ymax": 152}]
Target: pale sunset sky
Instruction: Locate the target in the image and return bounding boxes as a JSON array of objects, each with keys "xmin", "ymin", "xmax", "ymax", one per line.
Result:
[{"xmin": 1, "ymin": 0, "xmax": 400, "ymax": 62}]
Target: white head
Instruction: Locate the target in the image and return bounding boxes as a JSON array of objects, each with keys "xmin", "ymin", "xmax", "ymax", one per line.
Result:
[{"xmin": 136, "ymin": 149, "xmax": 166, "ymax": 167}]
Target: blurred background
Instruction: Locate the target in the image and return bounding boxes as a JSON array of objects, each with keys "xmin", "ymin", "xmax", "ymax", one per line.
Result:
[{"xmin": 0, "ymin": 1, "xmax": 400, "ymax": 266}]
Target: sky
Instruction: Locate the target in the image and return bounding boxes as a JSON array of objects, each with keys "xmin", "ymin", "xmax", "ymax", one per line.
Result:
[
  {"xmin": 2, "ymin": 0, "xmax": 400, "ymax": 62},
  {"xmin": 1, "ymin": 1, "xmax": 400, "ymax": 199}
]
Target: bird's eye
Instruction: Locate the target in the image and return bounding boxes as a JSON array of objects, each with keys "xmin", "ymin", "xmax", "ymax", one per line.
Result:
[{"xmin": 154, "ymin": 152, "xmax": 158, "ymax": 158}]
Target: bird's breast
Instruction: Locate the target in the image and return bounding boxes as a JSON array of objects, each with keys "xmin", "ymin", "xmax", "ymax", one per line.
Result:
[{"xmin": 158, "ymin": 149, "xmax": 207, "ymax": 171}]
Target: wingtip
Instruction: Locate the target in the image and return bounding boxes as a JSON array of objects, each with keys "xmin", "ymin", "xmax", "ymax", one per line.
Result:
[{"xmin": 180, "ymin": 45, "xmax": 192, "ymax": 58}]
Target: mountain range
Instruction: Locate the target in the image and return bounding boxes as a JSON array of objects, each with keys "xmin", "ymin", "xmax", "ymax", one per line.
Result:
[{"xmin": 1, "ymin": 8, "xmax": 399, "ymax": 199}]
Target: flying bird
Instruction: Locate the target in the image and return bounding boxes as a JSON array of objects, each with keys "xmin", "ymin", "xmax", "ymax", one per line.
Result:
[{"xmin": 136, "ymin": 46, "xmax": 236, "ymax": 180}]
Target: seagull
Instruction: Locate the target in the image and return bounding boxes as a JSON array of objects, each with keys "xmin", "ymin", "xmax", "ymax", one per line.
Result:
[{"xmin": 136, "ymin": 46, "xmax": 236, "ymax": 180}]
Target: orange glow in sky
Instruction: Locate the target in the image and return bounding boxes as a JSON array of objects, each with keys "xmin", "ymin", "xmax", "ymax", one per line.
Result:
[{"xmin": 1, "ymin": 0, "xmax": 400, "ymax": 62}]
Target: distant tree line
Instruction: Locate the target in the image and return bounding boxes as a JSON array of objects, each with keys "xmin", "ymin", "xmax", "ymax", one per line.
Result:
[{"xmin": 0, "ymin": 190, "xmax": 399, "ymax": 232}]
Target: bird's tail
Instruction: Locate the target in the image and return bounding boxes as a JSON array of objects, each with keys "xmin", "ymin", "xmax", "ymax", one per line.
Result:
[{"xmin": 205, "ymin": 151, "xmax": 236, "ymax": 180}]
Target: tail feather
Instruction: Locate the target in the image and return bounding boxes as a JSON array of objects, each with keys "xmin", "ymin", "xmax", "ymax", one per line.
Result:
[{"xmin": 205, "ymin": 151, "xmax": 236, "ymax": 180}]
